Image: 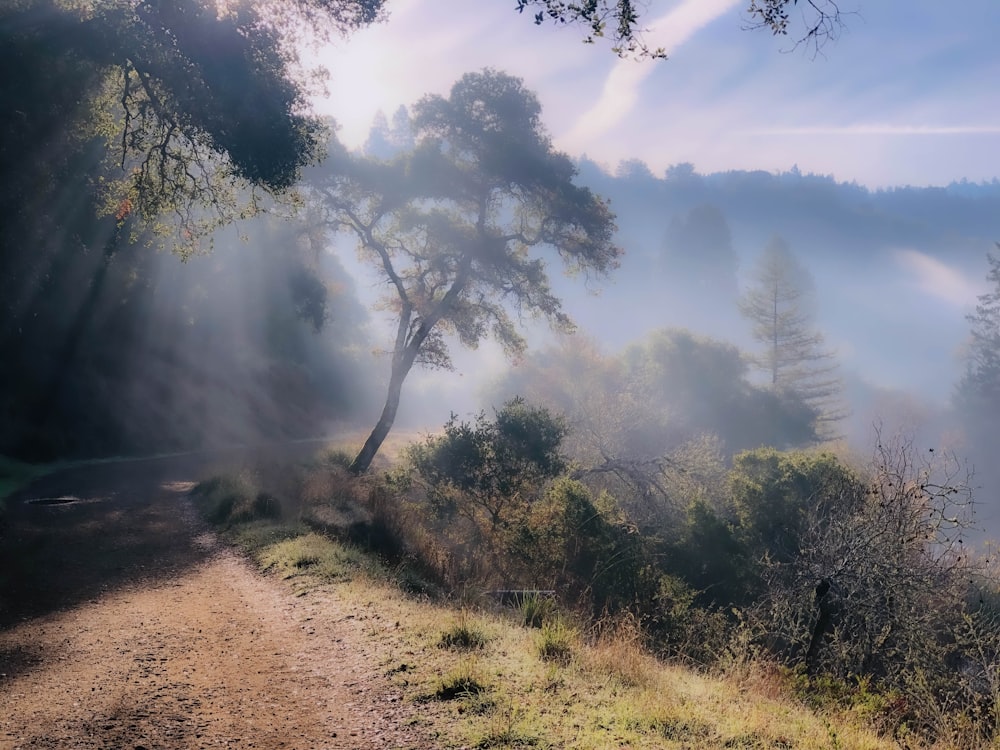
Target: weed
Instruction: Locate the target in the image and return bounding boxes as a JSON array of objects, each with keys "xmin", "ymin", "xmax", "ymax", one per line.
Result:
[
  {"xmin": 440, "ymin": 611, "xmax": 489, "ymax": 650},
  {"xmin": 191, "ymin": 474, "xmax": 281, "ymax": 525},
  {"xmin": 519, "ymin": 593, "xmax": 554, "ymax": 629},
  {"xmin": 257, "ymin": 533, "xmax": 374, "ymax": 582},
  {"xmin": 434, "ymin": 660, "xmax": 490, "ymax": 701},
  {"xmin": 536, "ymin": 619, "xmax": 576, "ymax": 665}
]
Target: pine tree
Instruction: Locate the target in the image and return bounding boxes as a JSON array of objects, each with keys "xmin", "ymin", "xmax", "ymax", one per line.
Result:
[
  {"xmin": 956, "ymin": 250, "xmax": 1000, "ymax": 421},
  {"xmin": 739, "ymin": 236, "xmax": 844, "ymax": 437}
]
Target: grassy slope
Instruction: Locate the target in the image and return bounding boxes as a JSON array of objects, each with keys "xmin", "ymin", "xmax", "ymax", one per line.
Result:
[{"xmin": 194, "ymin": 491, "xmax": 900, "ymax": 750}]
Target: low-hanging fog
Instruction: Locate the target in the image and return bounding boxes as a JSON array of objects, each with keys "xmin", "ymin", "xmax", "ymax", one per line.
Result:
[
  {"xmin": 3, "ymin": 0, "xmax": 1000, "ymax": 532},
  {"xmin": 319, "ymin": 120, "xmax": 1000, "ymax": 527}
]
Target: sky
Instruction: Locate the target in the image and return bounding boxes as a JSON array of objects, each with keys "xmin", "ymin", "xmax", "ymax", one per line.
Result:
[{"xmin": 313, "ymin": 0, "xmax": 1000, "ymax": 189}]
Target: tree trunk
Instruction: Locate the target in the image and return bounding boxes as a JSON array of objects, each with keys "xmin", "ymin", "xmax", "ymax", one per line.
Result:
[
  {"xmin": 348, "ymin": 262, "xmax": 471, "ymax": 474},
  {"xmin": 349, "ymin": 359, "xmax": 410, "ymax": 474}
]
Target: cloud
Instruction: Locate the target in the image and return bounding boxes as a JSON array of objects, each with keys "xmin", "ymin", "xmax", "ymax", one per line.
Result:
[
  {"xmin": 751, "ymin": 125, "xmax": 1000, "ymax": 136},
  {"xmin": 895, "ymin": 249, "xmax": 983, "ymax": 307},
  {"xmin": 560, "ymin": 0, "xmax": 741, "ymax": 147}
]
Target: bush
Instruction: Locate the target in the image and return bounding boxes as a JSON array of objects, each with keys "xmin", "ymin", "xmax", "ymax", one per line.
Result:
[
  {"xmin": 736, "ymin": 435, "xmax": 995, "ymax": 744},
  {"xmin": 406, "ymin": 397, "xmax": 567, "ymax": 532},
  {"xmin": 518, "ymin": 592, "xmax": 555, "ymax": 629},
  {"xmin": 512, "ymin": 478, "xmax": 661, "ymax": 617}
]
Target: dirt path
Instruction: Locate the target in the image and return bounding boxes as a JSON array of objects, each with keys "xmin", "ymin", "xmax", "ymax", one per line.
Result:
[{"xmin": 0, "ymin": 455, "xmax": 431, "ymax": 749}]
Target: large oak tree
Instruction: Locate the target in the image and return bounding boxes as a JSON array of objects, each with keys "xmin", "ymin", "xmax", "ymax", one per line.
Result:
[{"xmin": 309, "ymin": 69, "xmax": 621, "ymax": 473}]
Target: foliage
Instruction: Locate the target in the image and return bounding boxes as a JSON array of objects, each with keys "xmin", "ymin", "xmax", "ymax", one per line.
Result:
[
  {"xmin": 623, "ymin": 328, "xmax": 820, "ymax": 454},
  {"xmin": 0, "ymin": 205, "xmax": 374, "ymax": 461},
  {"xmin": 490, "ymin": 329, "xmax": 819, "ymax": 530},
  {"xmin": 1, "ymin": 0, "xmax": 386, "ymax": 249},
  {"xmin": 407, "ymin": 397, "xmax": 568, "ymax": 531},
  {"xmin": 512, "ymin": 478, "xmax": 661, "ymax": 617},
  {"xmin": 518, "ymin": 593, "xmax": 556, "ymax": 629},
  {"xmin": 309, "ymin": 69, "xmax": 620, "ymax": 473},
  {"xmin": 735, "ymin": 434, "xmax": 997, "ymax": 742},
  {"xmin": 515, "ymin": 0, "xmax": 845, "ymax": 58},
  {"xmin": 661, "ymin": 498, "xmax": 751, "ymax": 609},
  {"xmin": 727, "ymin": 447, "xmax": 861, "ymax": 569}
]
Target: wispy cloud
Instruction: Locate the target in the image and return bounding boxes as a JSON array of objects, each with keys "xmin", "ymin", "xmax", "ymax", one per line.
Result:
[
  {"xmin": 751, "ymin": 125, "xmax": 1000, "ymax": 136},
  {"xmin": 895, "ymin": 249, "xmax": 983, "ymax": 307},
  {"xmin": 560, "ymin": 0, "xmax": 741, "ymax": 147}
]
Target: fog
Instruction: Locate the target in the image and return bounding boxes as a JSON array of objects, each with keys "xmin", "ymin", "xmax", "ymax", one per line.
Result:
[{"xmin": 3, "ymin": 10, "xmax": 1000, "ymax": 531}]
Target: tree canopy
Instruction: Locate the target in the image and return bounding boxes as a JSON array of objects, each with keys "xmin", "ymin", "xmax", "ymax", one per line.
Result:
[
  {"xmin": 517, "ymin": 0, "xmax": 847, "ymax": 58},
  {"xmin": 308, "ymin": 69, "xmax": 621, "ymax": 473},
  {"xmin": 0, "ymin": 0, "xmax": 386, "ymax": 251}
]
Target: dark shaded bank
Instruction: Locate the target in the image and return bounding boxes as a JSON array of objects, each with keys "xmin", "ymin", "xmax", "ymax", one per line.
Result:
[{"xmin": 0, "ymin": 442, "xmax": 325, "ymax": 627}]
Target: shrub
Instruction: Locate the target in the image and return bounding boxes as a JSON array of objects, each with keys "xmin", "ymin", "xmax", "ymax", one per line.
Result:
[
  {"xmin": 406, "ymin": 397, "xmax": 567, "ymax": 532},
  {"xmin": 512, "ymin": 478, "xmax": 661, "ymax": 618}
]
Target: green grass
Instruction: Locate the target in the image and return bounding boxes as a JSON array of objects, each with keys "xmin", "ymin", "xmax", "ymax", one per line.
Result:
[
  {"xmin": 518, "ymin": 593, "xmax": 554, "ymax": 629},
  {"xmin": 257, "ymin": 532, "xmax": 376, "ymax": 583}
]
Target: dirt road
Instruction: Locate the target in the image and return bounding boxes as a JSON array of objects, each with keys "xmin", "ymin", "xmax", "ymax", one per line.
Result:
[{"xmin": 0, "ymin": 454, "xmax": 431, "ymax": 749}]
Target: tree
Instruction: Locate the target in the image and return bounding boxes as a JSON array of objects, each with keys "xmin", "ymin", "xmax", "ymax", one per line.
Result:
[
  {"xmin": 1, "ymin": 0, "xmax": 386, "ymax": 252},
  {"xmin": 488, "ymin": 329, "xmax": 819, "ymax": 532},
  {"xmin": 745, "ymin": 434, "xmax": 980, "ymax": 726},
  {"xmin": 309, "ymin": 70, "xmax": 620, "ymax": 474},
  {"xmin": 956, "ymin": 250, "xmax": 1000, "ymax": 423},
  {"xmin": 517, "ymin": 0, "xmax": 846, "ymax": 58},
  {"xmin": 739, "ymin": 236, "xmax": 844, "ymax": 436}
]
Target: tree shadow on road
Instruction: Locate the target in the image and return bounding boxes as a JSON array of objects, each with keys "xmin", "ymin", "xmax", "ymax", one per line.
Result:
[{"xmin": 0, "ymin": 456, "xmax": 217, "ymax": 628}]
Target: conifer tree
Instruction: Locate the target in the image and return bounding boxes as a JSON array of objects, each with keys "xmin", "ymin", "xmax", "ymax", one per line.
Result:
[
  {"xmin": 739, "ymin": 236, "xmax": 844, "ymax": 437},
  {"xmin": 955, "ymin": 250, "xmax": 1000, "ymax": 428}
]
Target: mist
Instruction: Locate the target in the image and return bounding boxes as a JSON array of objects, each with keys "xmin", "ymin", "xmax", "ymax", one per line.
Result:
[{"xmin": 3, "ymin": 9, "xmax": 1000, "ymax": 530}]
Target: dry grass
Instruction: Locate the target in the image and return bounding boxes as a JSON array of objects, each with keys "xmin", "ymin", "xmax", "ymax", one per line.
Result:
[
  {"xmin": 193, "ymin": 452, "xmax": 910, "ymax": 750},
  {"xmin": 248, "ymin": 564, "xmax": 902, "ymax": 750}
]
